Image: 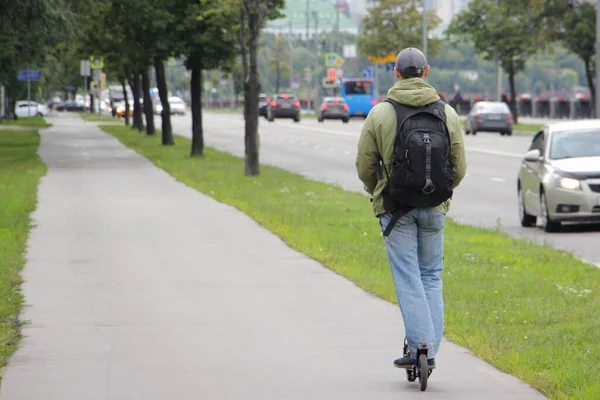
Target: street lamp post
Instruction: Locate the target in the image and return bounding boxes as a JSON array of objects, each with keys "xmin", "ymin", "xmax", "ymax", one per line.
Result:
[
  {"xmin": 596, "ymin": 0, "xmax": 600, "ymax": 117},
  {"xmin": 495, "ymin": 0, "xmax": 502, "ymax": 102},
  {"xmin": 422, "ymin": 0, "xmax": 428, "ymax": 61}
]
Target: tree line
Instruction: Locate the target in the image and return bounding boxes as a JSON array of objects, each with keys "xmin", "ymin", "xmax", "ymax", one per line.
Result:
[{"xmin": 0, "ymin": 0, "xmax": 285, "ymax": 176}]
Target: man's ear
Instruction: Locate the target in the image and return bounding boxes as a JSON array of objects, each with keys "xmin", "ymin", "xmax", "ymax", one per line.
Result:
[
  {"xmin": 423, "ymin": 65, "xmax": 430, "ymax": 77},
  {"xmin": 394, "ymin": 67, "xmax": 401, "ymax": 79}
]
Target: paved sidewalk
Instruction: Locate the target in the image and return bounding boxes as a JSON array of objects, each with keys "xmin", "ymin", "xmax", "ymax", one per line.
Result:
[{"xmin": 0, "ymin": 113, "xmax": 547, "ymax": 399}]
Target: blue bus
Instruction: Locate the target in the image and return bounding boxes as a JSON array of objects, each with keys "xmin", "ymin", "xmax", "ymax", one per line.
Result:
[{"xmin": 340, "ymin": 77, "xmax": 377, "ymax": 118}]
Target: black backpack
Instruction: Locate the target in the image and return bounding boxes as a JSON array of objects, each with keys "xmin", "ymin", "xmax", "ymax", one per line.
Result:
[{"xmin": 381, "ymin": 98, "xmax": 453, "ymax": 237}]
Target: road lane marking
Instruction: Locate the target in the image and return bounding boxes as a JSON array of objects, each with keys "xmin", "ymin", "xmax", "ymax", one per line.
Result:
[
  {"xmin": 467, "ymin": 148, "xmax": 523, "ymax": 159},
  {"xmin": 491, "ymin": 177, "xmax": 506, "ymax": 182},
  {"xmin": 279, "ymin": 123, "xmax": 525, "ymax": 159}
]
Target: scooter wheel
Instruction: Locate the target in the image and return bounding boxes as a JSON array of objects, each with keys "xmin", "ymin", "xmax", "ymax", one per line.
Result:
[{"xmin": 418, "ymin": 354, "xmax": 428, "ymax": 391}]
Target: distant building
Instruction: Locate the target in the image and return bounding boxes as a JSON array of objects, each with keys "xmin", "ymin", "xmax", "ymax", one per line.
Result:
[
  {"xmin": 265, "ymin": 0, "xmax": 359, "ymax": 39},
  {"xmin": 427, "ymin": 0, "xmax": 473, "ymax": 37}
]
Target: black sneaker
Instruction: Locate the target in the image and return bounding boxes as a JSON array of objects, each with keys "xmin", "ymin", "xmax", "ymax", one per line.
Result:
[
  {"xmin": 428, "ymin": 358, "xmax": 436, "ymax": 370},
  {"xmin": 393, "ymin": 356, "xmax": 416, "ymax": 369}
]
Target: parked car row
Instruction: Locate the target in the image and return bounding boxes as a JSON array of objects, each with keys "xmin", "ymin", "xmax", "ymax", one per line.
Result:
[
  {"xmin": 108, "ymin": 96, "xmax": 187, "ymax": 118},
  {"xmin": 257, "ymin": 93, "xmax": 351, "ymax": 124}
]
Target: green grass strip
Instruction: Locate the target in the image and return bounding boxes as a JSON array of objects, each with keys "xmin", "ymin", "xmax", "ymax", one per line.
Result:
[
  {"xmin": 0, "ymin": 130, "xmax": 46, "ymax": 376},
  {"xmin": 0, "ymin": 117, "xmax": 51, "ymax": 128},
  {"xmin": 101, "ymin": 124, "xmax": 599, "ymax": 400}
]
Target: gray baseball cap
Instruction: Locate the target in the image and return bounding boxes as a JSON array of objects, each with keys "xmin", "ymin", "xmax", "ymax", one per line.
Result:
[{"xmin": 395, "ymin": 47, "xmax": 428, "ymax": 78}]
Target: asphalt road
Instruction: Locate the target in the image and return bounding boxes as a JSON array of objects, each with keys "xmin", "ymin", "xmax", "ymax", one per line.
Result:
[{"xmin": 164, "ymin": 112, "xmax": 600, "ymax": 266}]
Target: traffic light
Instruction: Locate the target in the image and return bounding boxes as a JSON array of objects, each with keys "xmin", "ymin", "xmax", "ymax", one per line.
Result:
[{"xmin": 328, "ymin": 68, "xmax": 336, "ymax": 82}]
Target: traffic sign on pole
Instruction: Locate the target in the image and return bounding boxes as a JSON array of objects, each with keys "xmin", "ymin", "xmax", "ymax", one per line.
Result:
[
  {"xmin": 368, "ymin": 54, "xmax": 397, "ymax": 64},
  {"xmin": 89, "ymin": 55, "xmax": 104, "ymax": 69},
  {"xmin": 17, "ymin": 70, "xmax": 42, "ymax": 81},
  {"xmin": 80, "ymin": 60, "xmax": 91, "ymax": 77},
  {"xmin": 324, "ymin": 52, "xmax": 344, "ymax": 68}
]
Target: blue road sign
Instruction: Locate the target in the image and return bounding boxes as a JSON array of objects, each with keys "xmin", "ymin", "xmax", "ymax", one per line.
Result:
[
  {"xmin": 385, "ymin": 62, "xmax": 395, "ymax": 72},
  {"xmin": 362, "ymin": 68, "xmax": 375, "ymax": 78},
  {"xmin": 17, "ymin": 70, "xmax": 42, "ymax": 81}
]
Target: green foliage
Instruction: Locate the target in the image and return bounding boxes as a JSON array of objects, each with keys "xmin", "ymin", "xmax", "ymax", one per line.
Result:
[
  {"xmin": 178, "ymin": 0, "xmax": 240, "ymax": 71},
  {"xmin": 259, "ymin": 36, "xmax": 291, "ymax": 91},
  {"xmin": 0, "ymin": 0, "xmax": 99, "ymax": 108},
  {"xmin": 106, "ymin": 0, "xmax": 177, "ymax": 67},
  {"xmin": 447, "ymin": 0, "xmax": 540, "ymax": 76},
  {"xmin": 358, "ymin": 0, "xmax": 443, "ymax": 59},
  {"xmin": 562, "ymin": 2, "xmax": 596, "ymax": 68},
  {"xmin": 0, "ymin": 0, "xmax": 78, "ymax": 82}
]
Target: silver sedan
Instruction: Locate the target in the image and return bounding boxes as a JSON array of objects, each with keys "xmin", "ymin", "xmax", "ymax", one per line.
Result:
[
  {"xmin": 517, "ymin": 120, "xmax": 600, "ymax": 232},
  {"xmin": 464, "ymin": 101, "xmax": 513, "ymax": 136}
]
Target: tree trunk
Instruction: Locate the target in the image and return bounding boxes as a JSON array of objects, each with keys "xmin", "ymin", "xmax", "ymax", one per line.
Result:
[
  {"xmin": 190, "ymin": 66, "xmax": 204, "ymax": 156},
  {"xmin": 243, "ymin": 5, "xmax": 261, "ymax": 176},
  {"xmin": 7, "ymin": 98, "xmax": 15, "ymax": 119},
  {"xmin": 89, "ymin": 94, "xmax": 94, "ymax": 115},
  {"xmin": 585, "ymin": 59, "xmax": 596, "ymax": 117},
  {"xmin": 154, "ymin": 56, "xmax": 174, "ymax": 145},
  {"xmin": 507, "ymin": 66, "xmax": 519, "ymax": 124},
  {"xmin": 275, "ymin": 59, "xmax": 280, "ymax": 93},
  {"xmin": 240, "ymin": 8, "xmax": 249, "ymax": 121},
  {"xmin": 129, "ymin": 70, "xmax": 144, "ymax": 132},
  {"xmin": 141, "ymin": 68, "xmax": 155, "ymax": 135},
  {"xmin": 121, "ymin": 78, "xmax": 130, "ymax": 126}
]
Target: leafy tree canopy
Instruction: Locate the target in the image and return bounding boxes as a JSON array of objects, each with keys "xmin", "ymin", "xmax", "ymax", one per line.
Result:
[{"xmin": 358, "ymin": 0, "xmax": 443, "ymax": 59}]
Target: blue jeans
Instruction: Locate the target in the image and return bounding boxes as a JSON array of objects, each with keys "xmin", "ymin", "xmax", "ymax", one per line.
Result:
[{"xmin": 379, "ymin": 209, "xmax": 445, "ymax": 359}]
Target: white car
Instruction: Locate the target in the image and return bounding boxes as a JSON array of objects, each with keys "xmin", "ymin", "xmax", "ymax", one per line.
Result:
[
  {"xmin": 168, "ymin": 96, "xmax": 186, "ymax": 115},
  {"xmin": 154, "ymin": 96, "xmax": 186, "ymax": 115},
  {"xmin": 15, "ymin": 101, "xmax": 49, "ymax": 118}
]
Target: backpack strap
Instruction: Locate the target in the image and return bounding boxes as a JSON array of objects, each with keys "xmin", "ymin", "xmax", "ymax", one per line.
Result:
[
  {"xmin": 382, "ymin": 205, "xmax": 413, "ymax": 237},
  {"xmin": 383, "ymin": 98, "xmax": 449, "ymax": 132}
]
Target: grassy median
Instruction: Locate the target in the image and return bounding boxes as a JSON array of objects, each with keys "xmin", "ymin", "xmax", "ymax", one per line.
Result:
[
  {"xmin": 0, "ymin": 117, "xmax": 51, "ymax": 128},
  {"xmin": 102, "ymin": 124, "xmax": 598, "ymax": 400},
  {"xmin": 0, "ymin": 130, "xmax": 46, "ymax": 374}
]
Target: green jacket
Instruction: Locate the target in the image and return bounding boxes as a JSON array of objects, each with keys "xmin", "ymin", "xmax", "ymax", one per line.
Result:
[{"xmin": 356, "ymin": 78, "xmax": 467, "ymax": 216}]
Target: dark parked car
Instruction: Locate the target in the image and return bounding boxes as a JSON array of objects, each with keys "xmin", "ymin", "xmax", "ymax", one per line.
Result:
[
  {"xmin": 464, "ymin": 101, "xmax": 513, "ymax": 136},
  {"xmin": 267, "ymin": 94, "xmax": 300, "ymax": 122},
  {"xmin": 258, "ymin": 93, "xmax": 270, "ymax": 118},
  {"xmin": 56, "ymin": 102, "xmax": 86, "ymax": 112},
  {"xmin": 317, "ymin": 97, "xmax": 350, "ymax": 123}
]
